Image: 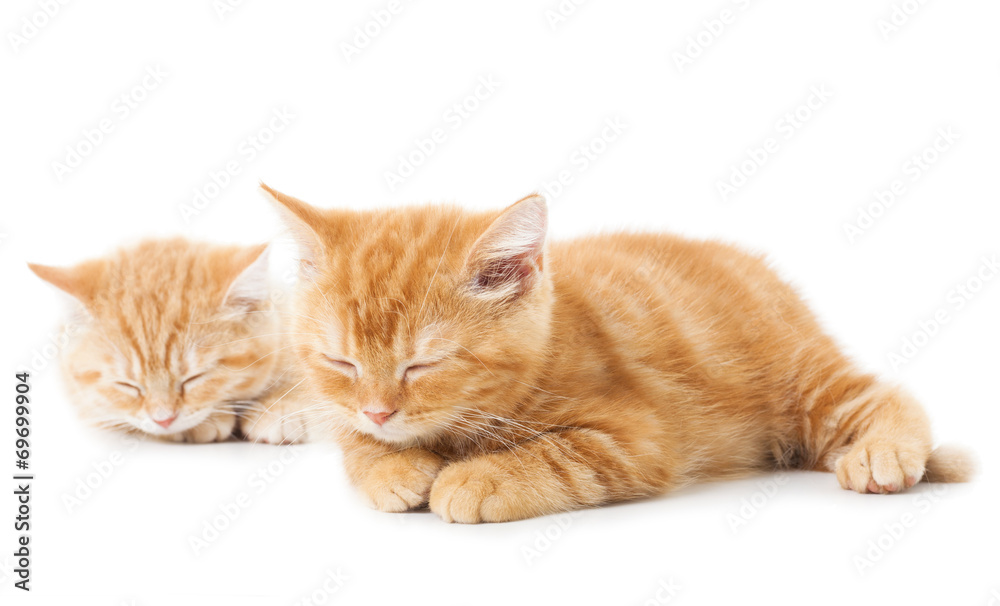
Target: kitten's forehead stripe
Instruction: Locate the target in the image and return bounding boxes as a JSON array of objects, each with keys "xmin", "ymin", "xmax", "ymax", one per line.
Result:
[
  {"xmin": 324, "ymin": 206, "xmax": 494, "ymax": 360},
  {"xmin": 115, "ymin": 249, "xmax": 196, "ymax": 374},
  {"xmin": 89, "ymin": 239, "xmax": 242, "ymax": 375}
]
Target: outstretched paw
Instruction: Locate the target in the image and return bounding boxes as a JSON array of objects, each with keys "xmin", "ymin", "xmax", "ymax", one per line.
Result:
[{"xmin": 836, "ymin": 438, "xmax": 928, "ymax": 494}]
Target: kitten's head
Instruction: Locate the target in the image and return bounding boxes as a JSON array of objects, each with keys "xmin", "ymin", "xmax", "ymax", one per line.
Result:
[
  {"xmin": 29, "ymin": 239, "xmax": 279, "ymax": 437},
  {"xmin": 262, "ymin": 184, "xmax": 553, "ymax": 446}
]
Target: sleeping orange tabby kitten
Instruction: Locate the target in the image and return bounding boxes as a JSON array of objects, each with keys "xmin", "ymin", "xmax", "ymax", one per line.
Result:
[
  {"xmin": 29, "ymin": 238, "xmax": 310, "ymax": 444},
  {"xmin": 261, "ymin": 184, "xmax": 972, "ymax": 523}
]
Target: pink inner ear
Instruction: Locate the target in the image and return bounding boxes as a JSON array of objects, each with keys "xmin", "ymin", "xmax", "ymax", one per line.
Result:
[
  {"xmin": 466, "ymin": 195, "xmax": 548, "ymax": 297},
  {"xmin": 473, "ymin": 253, "xmax": 536, "ymax": 292}
]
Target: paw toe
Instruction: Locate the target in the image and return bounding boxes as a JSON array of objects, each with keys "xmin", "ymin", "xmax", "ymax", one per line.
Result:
[{"xmin": 836, "ymin": 440, "xmax": 928, "ymax": 495}]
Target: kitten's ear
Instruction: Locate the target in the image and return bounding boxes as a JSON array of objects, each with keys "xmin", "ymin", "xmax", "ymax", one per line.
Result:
[
  {"xmin": 222, "ymin": 243, "xmax": 271, "ymax": 309},
  {"xmin": 464, "ymin": 194, "xmax": 548, "ymax": 300},
  {"xmin": 28, "ymin": 261, "xmax": 100, "ymax": 305},
  {"xmin": 259, "ymin": 183, "xmax": 324, "ymax": 279}
]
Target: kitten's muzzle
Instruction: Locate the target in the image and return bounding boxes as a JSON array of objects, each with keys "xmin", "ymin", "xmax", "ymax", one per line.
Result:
[
  {"xmin": 153, "ymin": 414, "xmax": 178, "ymax": 429},
  {"xmin": 363, "ymin": 409, "xmax": 397, "ymax": 426}
]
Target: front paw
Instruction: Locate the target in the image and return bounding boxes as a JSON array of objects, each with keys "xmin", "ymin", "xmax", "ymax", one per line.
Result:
[
  {"xmin": 360, "ymin": 450, "xmax": 444, "ymax": 512},
  {"xmin": 239, "ymin": 401, "xmax": 309, "ymax": 445},
  {"xmin": 173, "ymin": 411, "xmax": 237, "ymax": 444},
  {"xmin": 430, "ymin": 459, "xmax": 526, "ymax": 524},
  {"xmin": 836, "ymin": 438, "xmax": 927, "ymax": 494}
]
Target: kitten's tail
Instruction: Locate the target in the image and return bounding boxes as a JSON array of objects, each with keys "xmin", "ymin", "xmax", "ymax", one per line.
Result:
[{"xmin": 923, "ymin": 445, "xmax": 977, "ymax": 483}]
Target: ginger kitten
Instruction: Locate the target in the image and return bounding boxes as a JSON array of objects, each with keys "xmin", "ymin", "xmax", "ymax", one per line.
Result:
[
  {"xmin": 30, "ymin": 238, "xmax": 310, "ymax": 444},
  {"xmin": 261, "ymin": 184, "xmax": 972, "ymax": 523}
]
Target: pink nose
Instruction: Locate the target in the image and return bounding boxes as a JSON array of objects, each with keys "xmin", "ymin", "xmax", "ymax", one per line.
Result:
[
  {"xmin": 154, "ymin": 415, "xmax": 177, "ymax": 429},
  {"xmin": 364, "ymin": 410, "xmax": 396, "ymax": 426}
]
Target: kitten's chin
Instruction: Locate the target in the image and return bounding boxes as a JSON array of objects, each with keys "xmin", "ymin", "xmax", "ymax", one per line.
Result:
[
  {"xmin": 359, "ymin": 424, "xmax": 420, "ymax": 447},
  {"xmin": 353, "ymin": 419, "xmax": 428, "ymax": 447}
]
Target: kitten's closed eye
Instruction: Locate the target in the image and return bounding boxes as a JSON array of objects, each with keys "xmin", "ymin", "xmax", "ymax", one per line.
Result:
[
  {"xmin": 179, "ymin": 372, "xmax": 208, "ymax": 396},
  {"xmin": 323, "ymin": 355, "xmax": 360, "ymax": 380},
  {"xmin": 402, "ymin": 363, "xmax": 437, "ymax": 382},
  {"xmin": 114, "ymin": 380, "xmax": 143, "ymax": 398}
]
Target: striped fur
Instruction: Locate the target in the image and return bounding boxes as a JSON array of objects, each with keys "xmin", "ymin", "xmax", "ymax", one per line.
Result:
[
  {"xmin": 30, "ymin": 238, "xmax": 305, "ymax": 443},
  {"xmin": 263, "ymin": 185, "xmax": 973, "ymax": 523}
]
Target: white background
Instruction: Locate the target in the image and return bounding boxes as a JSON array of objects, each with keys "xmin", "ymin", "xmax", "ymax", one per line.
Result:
[{"xmin": 2, "ymin": 0, "xmax": 998, "ymax": 604}]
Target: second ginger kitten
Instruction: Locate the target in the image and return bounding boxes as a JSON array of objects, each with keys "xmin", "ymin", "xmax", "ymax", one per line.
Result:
[{"xmin": 30, "ymin": 238, "xmax": 310, "ymax": 444}]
